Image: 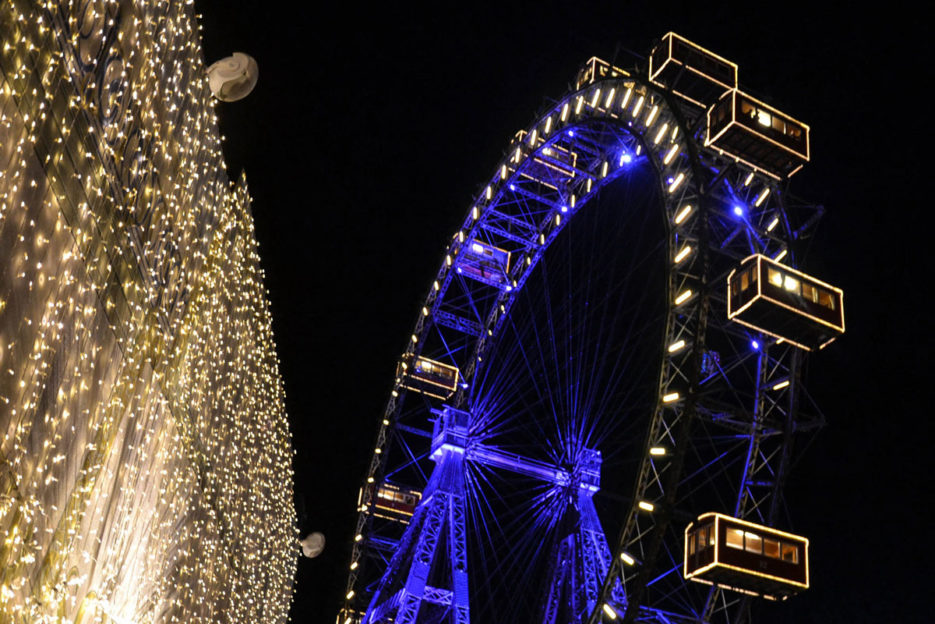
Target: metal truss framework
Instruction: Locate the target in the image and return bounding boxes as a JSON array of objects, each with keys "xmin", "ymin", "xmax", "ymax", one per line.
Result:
[
  {"xmin": 541, "ymin": 484, "xmax": 625, "ymax": 624},
  {"xmin": 365, "ymin": 446, "xmax": 470, "ymax": 624},
  {"xmin": 366, "ymin": 407, "xmax": 627, "ymax": 623},
  {"xmin": 341, "ymin": 58, "xmax": 825, "ymax": 624}
]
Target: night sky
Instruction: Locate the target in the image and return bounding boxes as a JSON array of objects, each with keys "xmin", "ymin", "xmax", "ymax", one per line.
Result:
[{"xmin": 198, "ymin": 3, "xmax": 928, "ymax": 623}]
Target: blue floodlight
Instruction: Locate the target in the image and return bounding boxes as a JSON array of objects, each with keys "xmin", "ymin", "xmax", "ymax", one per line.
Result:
[
  {"xmin": 619, "ymin": 152, "xmax": 633, "ymax": 166},
  {"xmin": 560, "ymin": 205, "xmax": 569, "ymax": 213},
  {"xmin": 509, "ymin": 184, "xmax": 516, "ymax": 191},
  {"xmin": 733, "ymin": 205, "xmax": 745, "ymax": 217},
  {"xmin": 751, "ymin": 339, "xmax": 760, "ymax": 350},
  {"xmin": 567, "ymin": 129, "xmax": 575, "ymax": 137}
]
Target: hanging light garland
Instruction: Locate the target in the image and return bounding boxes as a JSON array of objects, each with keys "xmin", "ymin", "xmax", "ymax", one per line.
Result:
[{"xmin": 0, "ymin": 1, "xmax": 297, "ymax": 622}]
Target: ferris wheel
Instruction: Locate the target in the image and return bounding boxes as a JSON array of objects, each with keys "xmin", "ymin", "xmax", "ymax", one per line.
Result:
[{"xmin": 339, "ymin": 33, "xmax": 844, "ymax": 624}]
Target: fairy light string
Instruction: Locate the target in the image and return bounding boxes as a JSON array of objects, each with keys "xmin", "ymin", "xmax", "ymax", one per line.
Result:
[{"xmin": 0, "ymin": 1, "xmax": 297, "ymax": 622}]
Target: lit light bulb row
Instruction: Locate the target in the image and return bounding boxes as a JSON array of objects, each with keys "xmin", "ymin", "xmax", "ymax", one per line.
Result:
[{"xmin": 727, "ymin": 171, "xmax": 788, "ymax": 261}]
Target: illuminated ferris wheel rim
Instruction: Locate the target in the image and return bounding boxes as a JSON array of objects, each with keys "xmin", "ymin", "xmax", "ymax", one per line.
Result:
[
  {"xmin": 387, "ymin": 70, "xmax": 790, "ymax": 467},
  {"xmin": 346, "ymin": 48, "xmax": 823, "ymax": 623},
  {"xmin": 406, "ymin": 72, "xmax": 794, "ymax": 394}
]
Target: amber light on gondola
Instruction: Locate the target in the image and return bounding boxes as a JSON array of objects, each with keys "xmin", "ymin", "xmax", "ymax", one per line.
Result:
[
  {"xmin": 684, "ymin": 512, "xmax": 809, "ymax": 601},
  {"xmin": 727, "ymin": 254, "xmax": 844, "ymax": 350}
]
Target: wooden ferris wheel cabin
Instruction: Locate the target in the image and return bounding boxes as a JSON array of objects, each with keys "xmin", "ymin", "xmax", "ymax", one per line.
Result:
[{"xmin": 684, "ymin": 512, "xmax": 809, "ymax": 601}]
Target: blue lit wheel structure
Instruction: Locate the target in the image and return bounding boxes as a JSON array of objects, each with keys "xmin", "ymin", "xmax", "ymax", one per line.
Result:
[{"xmin": 341, "ymin": 57, "xmax": 826, "ymax": 624}]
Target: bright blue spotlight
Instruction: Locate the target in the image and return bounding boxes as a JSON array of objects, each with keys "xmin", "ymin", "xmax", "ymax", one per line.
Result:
[
  {"xmin": 751, "ymin": 339, "xmax": 760, "ymax": 350},
  {"xmin": 733, "ymin": 205, "xmax": 744, "ymax": 217},
  {"xmin": 560, "ymin": 205, "xmax": 568, "ymax": 213},
  {"xmin": 567, "ymin": 129, "xmax": 575, "ymax": 137},
  {"xmin": 666, "ymin": 176, "xmax": 674, "ymax": 185},
  {"xmin": 619, "ymin": 152, "xmax": 633, "ymax": 166},
  {"xmin": 509, "ymin": 184, "xmax": 516, "ymax": 191}
]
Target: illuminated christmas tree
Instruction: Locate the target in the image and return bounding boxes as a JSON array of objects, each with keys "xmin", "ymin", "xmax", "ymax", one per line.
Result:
[{"xmin": 0, "ymin": 1, "xmax": 296, "ymax": 621}]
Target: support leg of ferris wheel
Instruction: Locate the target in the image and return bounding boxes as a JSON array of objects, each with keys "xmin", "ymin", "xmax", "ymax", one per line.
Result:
[
  {"xmin": 541, "ymin": 480, "xmax": 628, "ymax": 624},
  {"xmin": 366, "ymin": 405, "xmax": 625, "ymax": 624},
  {"xmin": 364, "ymin": 413, "xmax": 470, "ymax": 624}
]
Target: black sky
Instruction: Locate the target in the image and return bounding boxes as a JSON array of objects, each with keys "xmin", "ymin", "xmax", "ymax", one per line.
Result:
[{"xmin": 197, "ymin": 3, "xmax": 930, "ymax": 622}]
